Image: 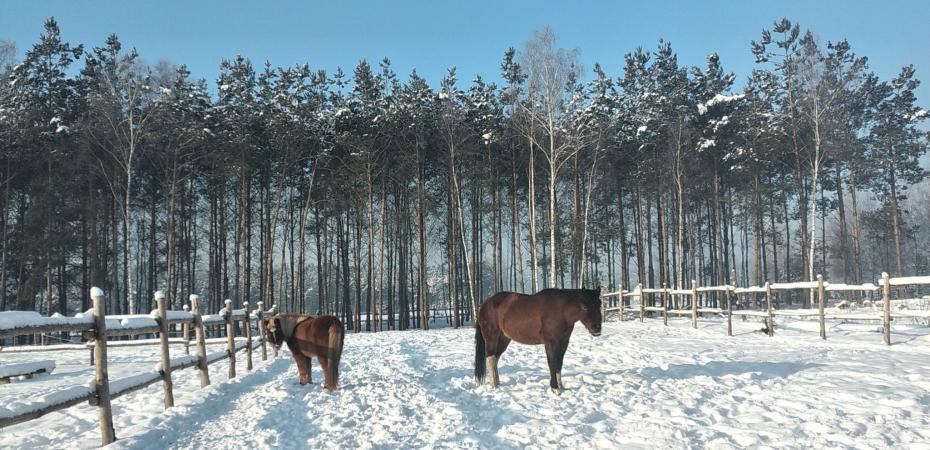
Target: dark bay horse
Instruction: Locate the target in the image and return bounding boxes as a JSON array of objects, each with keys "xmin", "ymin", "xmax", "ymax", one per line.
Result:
[
  {"xmin": 265, "ymin": 313, "xmax": 345, "ymax": 390},
  {"xmin": 475, "ymin": 288, "xmax": 602, "ymax": 393}
]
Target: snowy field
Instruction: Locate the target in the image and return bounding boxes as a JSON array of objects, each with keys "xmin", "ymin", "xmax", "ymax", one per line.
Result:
[{"xmin": 3, "ymin": 318, "xmax": 930, "ymax": 449}]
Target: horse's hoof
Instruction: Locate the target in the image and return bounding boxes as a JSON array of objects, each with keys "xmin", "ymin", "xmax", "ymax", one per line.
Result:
[{"xmin": 550, "ymin": 387, "xmax": 562, "ymax": 395}]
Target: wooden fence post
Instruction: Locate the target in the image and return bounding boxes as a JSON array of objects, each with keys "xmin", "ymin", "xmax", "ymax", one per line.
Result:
[
  {"xmin": 817, "ymin": 275, "xmax": 826, "ymax": 340},
  {"xmin": 90, "ymin": 287, "xmax": 116, "ymax": 445},
  {"xmin": 155, "ymin": 291, "xmax": 174, "ymax": 408},
  {"xmin": 662, "ymin": 283, "xmax": 668, "ymax": 326},
  {"xmin": 182, "ymin": 304, "xmax": 191, "ymax": 355},
  {"xmin": 882, "ymin": 272, "xmax": 891, "ymax": 345},
  {"xmin": 243, "ymin": 301, "xmax": 253, "ymax": 371},
  {"xmin": 691, "ymin": 280, "xmax": 698, "ymax": 329},
  {"xmin": 257, "ymin": 301, "xmax": 268, "ymax": 361},
  {"xmin": 725, "ymin": 287, "xmax": 733, "ymax": 337},
  {"xmin": 637, "ymin": 284, "xmax": 644, "ymax": 323},
  {"xmin": 617, "ymin": 284, "xmax": 623, "ymax": 314},
  {"xmin": 616, "ymin": 286, "xmax": 621, "ymax": 312},
  {"xmin": 225, "ymin": 299, "xmax": 236, "ymax": 378},
  {"xmin": 765, "ymin": 282, "xmax": 774, "ymax": 337},
  {"xmin": 190, "ymin": 295, "xmax": 210, "ymax": 387}
]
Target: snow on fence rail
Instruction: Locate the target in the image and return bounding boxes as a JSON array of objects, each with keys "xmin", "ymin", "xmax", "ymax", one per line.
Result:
[
  {"xmin": 0, "ymin": 360, "xmax": 55, "ymax": 384},
  {"xmin": 601, "ymin": 272, "xmax": 930, "ymax": 345},
  {"xmin": 0, "ymin": 290, "xmax": 275, "ymax": 446}
]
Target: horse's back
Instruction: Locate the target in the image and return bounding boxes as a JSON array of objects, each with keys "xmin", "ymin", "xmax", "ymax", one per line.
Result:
[
  {"xmin": 302, "ymin": 315, "xmax": 342, "ymax": 341},
  {"xmin": 479, "ymin": 291, "xmax": 565, "ymax": 345},
  {"xmin": 478, "ymin": 291, "xmax": 527, "ymax": 321},
  {"xmin": 310, "ymin": 315, "xmax": 342, "ymax": 331}
]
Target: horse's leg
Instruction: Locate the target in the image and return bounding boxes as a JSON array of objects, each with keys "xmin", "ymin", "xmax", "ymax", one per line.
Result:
[
  {"xmin": 295, "ymin": 354, "xmax": 312, "ymax": 385},
  {"xmin": 317, "ymin": 355, "xmax": 329, "ymax": 387},
  {"xmin": 306, "ymin": 354, "xmax": 314, "ymax": 384},
  {"xmin": 495, "ymin": 335, "xmax": 511, "ymax": 357},
  {"xmin": 291, "ymin": 353, "xmax": 304, "ymax": 384},
  {"xmin": 484, "ymin": 329, "xmax": 501, "ymax": 388},
  {"xmin": 553, "ymin": 338, "xmax": 570, "ymax": 390},
  {"xmin": 544, "ymin": 340, "xmax": 562, "ymax": 394},
  {"xmin": 490, "ymin": 335, "xmax": 510, "ymax": 388}
]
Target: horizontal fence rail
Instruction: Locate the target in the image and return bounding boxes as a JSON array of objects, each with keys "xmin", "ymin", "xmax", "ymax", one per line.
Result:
[
  {"xmin": 601, "ymin": 272, "xmax": 930, "ymax": 345},
  {"xmin": 0, "ymin": 289, "xmax": 275, "ymax": 447}
]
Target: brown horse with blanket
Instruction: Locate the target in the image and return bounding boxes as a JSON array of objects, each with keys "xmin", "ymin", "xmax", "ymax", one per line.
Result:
[
  {"xmin": 265, "ymin": 314, "xmax": 345, "ymax": 390},
  {"xmin": 475, "ymin": 288, "xmax": 602, "ymax": 393}
]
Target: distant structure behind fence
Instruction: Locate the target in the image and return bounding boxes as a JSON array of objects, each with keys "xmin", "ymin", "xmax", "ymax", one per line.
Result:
[{"xmin": 601, "ymin": 272, "xmax": 930, "ymax": 345}]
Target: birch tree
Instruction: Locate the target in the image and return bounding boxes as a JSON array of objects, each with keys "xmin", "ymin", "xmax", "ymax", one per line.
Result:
[{"xmin": 520, "ymin": 26, "xmax": 581, "ymax": 288}]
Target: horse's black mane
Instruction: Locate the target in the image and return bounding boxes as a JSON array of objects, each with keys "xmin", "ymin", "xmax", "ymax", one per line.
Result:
[{"xmin": 535, "ymin": 287, "xmax": 601, "ymax": 307}]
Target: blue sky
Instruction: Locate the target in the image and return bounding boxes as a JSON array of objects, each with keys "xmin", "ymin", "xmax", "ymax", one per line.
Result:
[{"xmin": 2, "ymin": 0, "xmax": 929, "ymax": 105}]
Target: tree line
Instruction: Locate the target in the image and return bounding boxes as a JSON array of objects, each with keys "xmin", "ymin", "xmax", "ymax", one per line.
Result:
[{"xmin": 0, "ymin": 18, "xmax": 927, "ymax": 330}]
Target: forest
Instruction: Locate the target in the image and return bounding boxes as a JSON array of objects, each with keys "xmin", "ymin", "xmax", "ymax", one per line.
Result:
[{"xmin": 0, "ymin": 18, "xmax": 927, "ymax": 331}]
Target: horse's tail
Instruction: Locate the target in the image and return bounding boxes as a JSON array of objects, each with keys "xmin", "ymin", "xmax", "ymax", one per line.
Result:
[
  {"xmin": 326, "ymin": 319, "xmax": 344, "ymax": 390},
  {"xmin": 474, "ymin": 324, "xmax": 486, "ymax": 386}
]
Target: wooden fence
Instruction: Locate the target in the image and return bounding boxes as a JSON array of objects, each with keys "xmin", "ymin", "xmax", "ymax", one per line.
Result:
[
  {"xmin": 601, "ymin": 272, "xmax": 930, "ymax": 345},
  {"xmin": 0, "ymin": 288, "xmax": 274, "ymax": 446}
]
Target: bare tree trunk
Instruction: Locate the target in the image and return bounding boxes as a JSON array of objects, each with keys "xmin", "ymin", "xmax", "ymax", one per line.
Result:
[
  {"xmin": 807, "ymin": 118, "xmax": 824, "ymax": 308},
  {"xmin": 527, "ymin": 139, "xmax": 538, "ymax": 292},
  {"xmin": 378, "ymin": 180, "xmax": 387, "ymax": 330},
  {"xmin": 354, "ymin": 208, "xmax": 362, "ymax": 332},
  {"xmin": 849, "ymin": 173, "xmax": 863, "ymax": 283},
  {"xmin": 448, "ymin": 164, "xmax": 459, "ymax": 328},
  {"xmin": 646, "ymin": 194, "xmax": 654, "ymax": 290},
  {"xmin": 634, "ymin": 187, "xmax": 645, "ymax": 287},
  {"xmin": 370, "ymin": 164, "xmax": 378, "ymax": 331},
  {"xmin": 782, "ymin": 190, "xmax": 790, "ymax": 282},
  {"xmin": 491, "ymin": 144, "xmax": 502, "ymax": 293},
  {"xmin": 46, "ymin": 158, "xmax": 54, "ymax": 324},
  {"xmin": 834, "ymin": 160, "xmax": 851, "ymax": 283},
  {"xmin": 297, "ymin": 161, "xmax": 318, "ymax": 313},
  {"xmin": 713, "ymin": 170, "xmax": 726, "ymax": 286},
  {"xmin": 314, "ymin": 204, "xmax": 325, "ymax": 315},
  {"xmin": 166, "ymin": 157, "xmax": 178, "ymax": 308},
  {"xmin": 675, "ymin": 161, "xmax": 686, "ymax": 288},
  {"xmin": 512, "ymin": 154, "xmax": 525, "ymax": 291},
  {"xmin": 890, "ymin": 171, "xmax": 904, "ymax": 277},
  {"xmin": 416, "ymin": 159, "xmax": 428, "ymax": 330},
  {"xmin": 618, "ymin": 185, "xmax": 629, "ymax": 290},
  {"xmin": 571, "ymin": 155, "xmax": 580, "ymax": 286},
  {"xmin": 0, "ymin": 160, "xmax": 9, "ymax": 311},
  {"xmin": 770, "ymin": 195, "xmax": 779, "ymax": 282},
  {"xmin": 453, "ymin": 163, "xmax": 478, "ymax": 322},
  {"xmin": 548, "ymin": 159, "xmax": 558, "ymax": 288},
  {"xmin": 578, "ymin": 151, "xmax": 600, "ymax": 288},
  {"xmin": 111, "ymin": 196, "xmax": 120, "ymax": 315},
  {"xmin": 753, "ymin": 173, "xmax": 763, "ymax": 285}
]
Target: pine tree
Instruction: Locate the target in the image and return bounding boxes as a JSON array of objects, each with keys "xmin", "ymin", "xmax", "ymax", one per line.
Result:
[{"xmin": 866, "ymin": 66, "xmax": 928, "ymax": 277}]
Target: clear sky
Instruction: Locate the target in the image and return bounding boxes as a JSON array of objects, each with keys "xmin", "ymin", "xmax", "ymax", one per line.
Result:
[{"xmin": 2, "ymin": 0, "xmax": 929, "ymax": 105}]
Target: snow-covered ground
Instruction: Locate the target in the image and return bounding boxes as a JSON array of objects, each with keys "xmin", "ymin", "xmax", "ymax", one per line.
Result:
[{"xmin": 3, "ymin": 317, "xmax": 930, "ymax": 449}]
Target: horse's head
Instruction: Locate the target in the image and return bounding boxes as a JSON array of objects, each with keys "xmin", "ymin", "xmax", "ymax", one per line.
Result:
[
  {"xmin": 578, "ymin": 287, "xmax": 603, "ymax": 337},
  {"xmin": 265, "ymin": 316, "xmax": 285, "ymax": 349}
]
